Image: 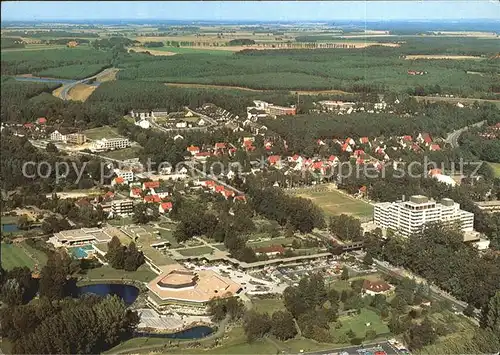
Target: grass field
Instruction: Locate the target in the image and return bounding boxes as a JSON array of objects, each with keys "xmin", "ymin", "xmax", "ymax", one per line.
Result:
[
  {"xmin": 81, "ymin": 264, "xmax": 156, "ymax": 283},
  {"xmin": 1, "ymin": 215, "xmax": 18, "ymax": 224},
  {"xmin": 336, "ymin": 308, "xmax": 390, "ymax": 338},
  {"xmin": 251, "ymin": 297, "xmax": 286, "ymax": 314},
  {"xmin": 99, "ymin": 146, "xmax": 143, "ymax": 161},
  {"xmin": 247, "ymin": 237, "xmax": 296, "ymax": 248},
  {"xmin": 1, "ymin": 242, "xmax": 37, "ymax": 270},
  {"xmin": 488, "ymin": 162, "xmax": 500, "ymax": 178},
  {"xmin": 83, "ymin": 125, "xmax": 123, "ymax": 140},
  {"xmin": 291, "ymin": 187, "xmax": 374, "ymax": 219},
  {"xmin": 177, "ymin": 246, "xmax": 214, "ymax": 257}
]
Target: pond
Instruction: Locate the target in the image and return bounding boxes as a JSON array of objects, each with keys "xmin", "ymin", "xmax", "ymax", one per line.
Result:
[
  {"xmin": 1, "ymin": 223, "xmax": 19, "ymax": 233},
  {"xmin": 136, "ymin": 326, "xmax": 214, "ymax": 340},
  {"xmin": 77, "ymin": 283, "xmax": 139, "ymax": 306}
]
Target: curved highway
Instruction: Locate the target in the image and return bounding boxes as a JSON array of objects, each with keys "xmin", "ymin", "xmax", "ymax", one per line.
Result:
[{"xmin": 57, "ymin": 68, "xmax": 117, "ymax": 100}]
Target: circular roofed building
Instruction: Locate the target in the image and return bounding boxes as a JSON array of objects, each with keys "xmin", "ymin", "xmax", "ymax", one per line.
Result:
[{"xmin": 147, "ymin": 265, "xmax": 242, "ymax": 315}]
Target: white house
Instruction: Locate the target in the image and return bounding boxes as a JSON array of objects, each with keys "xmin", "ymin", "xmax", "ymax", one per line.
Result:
[
  {"xmin": 50, "ymin": 130, "xmax": 65, "ymax": 141},
  {"xmin": 176, "ymin": 121, "xmax": 187, "ymax": 128},
  {"xmin": 150, "ymin": 187, "xmax": 170, "ymax": 199},
  {"xmin": 197, "ymin": 118, "xmax": 207, "ymax": 126},
  {"xmin": 134, "ymin": 118, "xmax": 150, "ymax": 129},
  {"xmin": 173, "ymin": 134, "xmax": 184, "ymax": 141}
]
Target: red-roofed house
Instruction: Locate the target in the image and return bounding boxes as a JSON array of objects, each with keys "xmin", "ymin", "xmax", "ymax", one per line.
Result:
[
  {"xmin": 356, "ymin": 157, "xmax": 364, "ymax": 165},
  {"xmin": 402, "ymin": 135, "xmax": 412, "ymax": 142},
  {"xmin": 354, "ymin": 149, "xmax": 365, "ymax": 157},
  {"xmin": 429, "ymin": 144, "xmax": 441, "ymax": 151},
  {"xmin": 234, "ymin": 195, "xmax": 247, "ymax": 203},
  {"xmin": 362, "ymin": 279, "xmax": 392, "ymax": 295},
  {"xmin": 328, "ymin": 155, "xmax": 339, "ymax": 163},
  {"xmin": 268, "ymin": 155, "xmax": 281, "ymax": 167},
  {"xmin": 143, "ymin": 181, "xmax": 160, "ymax": 190},
  {"xmin": 187, "ymin": 145, "xmax": 200, "ymax": 155},
  {"xmin": 222, "ymin": 189, "xmax": 235, "ymax": 199},
  {"xmin": 159, "ymin": 202, "xmax": 173, "ymax": 214},
  {"xmin": 345, "ymin": 137, "xmax": 356, "ymax": 146},
  {"xmin": 360, "ymin": 137, "xmax": 370, "ymax": 144},
  {"xmin": 417, "ymin": 133, "xmax": 433, "ymax": 145},
  {"xmin": 215, "ymin": 185, "xmax": 225, "ymax": 193},
  {"xmin": 358, "ymin": 185, "xmax": 367, "ymax": 195},
  {"xmin": 23, "ymin": 123, "xmax": 34, "ymax": 129},
  {"xmin": 342, "ymin": 143, "xmax": 353, "ymax": 153},
  {"xmin": 214, "ymin": 142, "xmax": 226, "ymax": 150},
  {"xmin": 37, "ymin": 117, "xmax": 47, "ymax": 125},
  {"xmin": 317, "ymin": 139, "xmax": 326, "ymax": 146},
  {"xmin": 204, "ymin": 180, "xmax": 216, "ymax": 189},
  {"xmin": 264, "ymin": 141, "xmax": 273, "ymax": 150},
  {"xmin": 130, "ymin": 188, "xmax": 142, "ymax": 198},
  {"xmin": 194, "ymin": 151, "xmax": 211, "ymax": 160},
  {"xmin": 111, "ymin": 176, "xmax": 126, "ymax": 186},
  {"xmin": 429, "ymin": 168, "xmax": 443, "ymax": 177},
  {"xmin": 144, "ymin": 195, "xmax": 161, "ymax": 203}
]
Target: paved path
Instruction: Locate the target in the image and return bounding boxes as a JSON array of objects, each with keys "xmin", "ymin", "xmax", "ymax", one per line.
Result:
[{"xmin": 56, "ymin": 68, "xmax": 117, "ymax": 100}]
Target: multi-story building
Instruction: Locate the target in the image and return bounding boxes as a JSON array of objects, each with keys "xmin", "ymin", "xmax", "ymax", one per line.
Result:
[
  {"xmin": 267, "ymin": 105, "xmax": 297, "ymax": 116},
  {"xmin": 111, "ymin": 200, "xmax": 134, "ymax": 217},
  {"xmin": 65, "ymin": 133, "xmax": 87, "ymax": 145},
  {"xmin": 114, "ymin": 168, "xmax": 134, "ymax": 182},
  {"xmin": 50, "ymin": 130, "xmax": 65, "ymax": 141},
  {"xmin": 92, "ymin": 138, "xmax": 131, "ymax": 151},
  {"xmin": 373, "ymin": 195, "xmax": 474, "ymax": 237}
]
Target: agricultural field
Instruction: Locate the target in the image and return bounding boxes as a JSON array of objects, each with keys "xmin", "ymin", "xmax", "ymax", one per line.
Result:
[
  {"xmin": 291, "ymin": 187, "xmax": 374, "ymax": 219},
  {"xmin": 83, "ymin": 125, "xmax": 123, "ymax": 140},
  {"xmin": 134, "ymin": 46, "xmax": 236, "ymax": 56}
]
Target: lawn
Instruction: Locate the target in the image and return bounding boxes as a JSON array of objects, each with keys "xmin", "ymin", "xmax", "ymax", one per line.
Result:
[
  {"xmin": 83, "ymin": 125, "xmax": 123, "ymax": 140},
  {"xmin": 1, "ymin": 215, "xmax": 18, "ymax": 224},
  {"xmin": 488, "ymin": 162, "xmax": 500, "ymax": 178},
  {"xmin": 336, "ymin": 308, "xmax": 390, "ymax": 338},
  {"xmin": 177, "ymin": 246, "xmax": 214, "ymax": 257},
  {"xmin": 292, "ymin": 187, "xmax": 374, "ymax": 220},
  {"xmin": 1, "ymin": 242, "xmax": 37, "ymax": 270},
  {"xmin": 81, "ymin": 264, "xmax": 156, "ymax": 283},
  {"xmin": 251, "ymin": 297, "xmax": 286, "ymax": 314},
  {"xmin": 99, "ymin": 147, "xmax": 143, "ymax": 161},
  {"xmin": 21, "ymin": 241, "xmax": 48, "ymax": 267}
]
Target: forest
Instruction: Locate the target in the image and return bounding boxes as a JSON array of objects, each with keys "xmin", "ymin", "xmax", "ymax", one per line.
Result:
[
  {"xmin": 262, "ymin": 100, "xmax": 500, "ymax": 152},
  {"xmin": 114, "ymin": 42, "xmax": 499, "ymax": 96}
]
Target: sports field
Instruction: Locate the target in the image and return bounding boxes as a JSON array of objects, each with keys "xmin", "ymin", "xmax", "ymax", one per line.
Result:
[
  {"xmin": 83, "ymin": 125, "xmax": 123, "ymax": 140},
  {"xmin": 291, "ymin": 187, "xmax": 374, "ymax": 219},
  {"xmin": 99, "ymin": 146, "xmax": 143, "ymax": 161},
  {"xmin": 1, "ymin": 242, "xmax": 38, "ymax": 270}
]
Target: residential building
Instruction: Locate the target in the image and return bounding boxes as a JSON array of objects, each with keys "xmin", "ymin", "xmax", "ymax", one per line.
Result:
[
  {"xmin": 111, "ymin": 177, "xmax": 126, "ymax": 186},
  {"xmin": 268, "ymin": 105, "xmax": 296, "ymax": 116},
  {"xmin": 65, "ymin": 133, "xmax": 87, "ymax": 145},
  {"xmin": 474, "ymin": 200, "xmax": 500, "ymax": 214},
  {"xmin": 159, "ymin": 202, "xmax": 173, "ymax": 214},
  {"xmin": 111, "ymin": 200, "xmax": 134, "ymax": 217},
  {"xmin": 134, "ymin": 118, "xmax": 150, "ymax": 129},
  {"xmin": 373, "ymin": 195, "xmax": 474, "ymax": 237},
  {"xmin": 92, "ymin": 138, "xmax": 131, "ymax": 151},
  {"xmin": 130, "ymin": 109, "xmax": 151, "ymax": 119},
  {"xmin": 114, "ymin": 168, "xmax": 134, "ymax": 182},
  {"xmin": 147, "ymin": 265, "xmax": 242, "ymax": 315},
  {"xmin": 50, "ymin": 130, "xmax": 65, "ymax": 141},
  {"xmin": 362, "ymin": 279, "xmax": 392, "ymax": 296},
  {"xmin": 152, "ymin": 108, "xmax": 169, "ymax": 117},
  {"xmin": 254, "ymin": 245, "xmax": 285, "ymax": 257}
]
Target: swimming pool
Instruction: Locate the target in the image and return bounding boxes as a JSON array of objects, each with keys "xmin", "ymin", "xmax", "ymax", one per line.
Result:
[{"xmin": 68, "ymin": 245, "xmax": 94, "ymax": 259}]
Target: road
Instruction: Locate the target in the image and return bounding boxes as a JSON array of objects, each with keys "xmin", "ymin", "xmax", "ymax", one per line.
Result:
[
  {"xmin": 445, "ymin": 120, "xmax": 486, "ymax": 148},
  {"xmin": 56, "ymin": 68, "xmax": 117, "ymax": 100},
  {"xmin": 306, "ymin": 341, "xmax": 400, "ymax": 355}
]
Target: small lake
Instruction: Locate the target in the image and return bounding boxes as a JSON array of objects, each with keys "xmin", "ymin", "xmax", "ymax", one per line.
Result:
[
  {"xmin": 2, "ymin": 223, "xmax": 19, "ymax": 233},
  {"xmin": 136, "ymin": 326, "xmax": 214, "ymax": 340},
  {"xmin": 77, "ymin": 283, "xmax": 139, "ymax": 306}
]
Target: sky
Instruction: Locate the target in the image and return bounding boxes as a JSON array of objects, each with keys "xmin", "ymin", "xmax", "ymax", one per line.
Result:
[{"xmin": 2, "ymin": 1, "xmax": 499, "ymax": 22}]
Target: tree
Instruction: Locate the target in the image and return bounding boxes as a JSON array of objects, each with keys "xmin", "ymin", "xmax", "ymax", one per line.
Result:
[
  {"xmin": 46, "ymin": 142, "xmax": 59, "ymax": 153},
  {"xmin": 16, "ymin": 215, "xmax": 30, "ymax": 230},
  {"xmin": 363, "ymin": 253, "xmax": 374, "ymax": 266},
  {"xmin": 1, "ymin": 279, "xmax": 23, "ymax": 306},
  {"xmin": 283, "ymin": 286, "xmax": 307, "ymax": 318},
  {"xmin": 132, "ymin": 203, "xmax": 153, "ymax": 224},
  {"xmin": 124, "ymin": 242, "xmax": 145, "ymax": 271},
  {"xmin": 341, "ymin": 266, "xmax": 349, "ymax": 280},
  {"xmin": 106, "ymin": 236, "xmax": 126, "ymax": 269},
  {"xmin": 484, "ymin": 291, "xmax": 500, "ymax": 335},
  {"xmin": 406, "ymin": 317, "xmax": 437, "ymax": 350},
  {"xmin": 270, "ymin": 310, "xmax": 297, "ymax": 341},
  {"xmin": 366, "ymin": 329, "xmax": 377, "ymax": 340},
  {"xmin": 329, "ymin": 214, "xmax": 363, "ymax": 241},
  {"xmin": 243, "ymin": 311, "xmax": 271, "ymax": 342},
  {"xmin": 463, "ymin": 303, "xmax": 475, "ymax": 317}
]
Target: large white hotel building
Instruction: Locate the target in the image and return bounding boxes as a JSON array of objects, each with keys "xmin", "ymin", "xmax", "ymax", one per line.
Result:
[{"xmin": 373, "ymin": 195, "xmax": 474, "ymax": 237}]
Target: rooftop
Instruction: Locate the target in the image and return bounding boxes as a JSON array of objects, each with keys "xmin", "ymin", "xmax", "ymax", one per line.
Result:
[{"xmin": 148, "ymin": 264, "xmax": 242, "ymax": 303}]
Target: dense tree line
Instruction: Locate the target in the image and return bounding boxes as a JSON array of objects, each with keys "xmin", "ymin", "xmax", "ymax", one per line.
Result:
[
  {"xmin": 364, "ymin": 224, "xmax": 500, "ymax": 310},
  {"xmin": 1, "ymin": 37, "xmax": 25, "ymax": 49},
  {"xmin": 263, "ymin": 101, "xmax": 500, "ymax": 152},
  {"xmin": 459, "ymin": 128, "xmax": 500, "ymax": 163},
  {"xmin": 143, "ymin": 41, "xmax": 165, "ymax": 48},
  {"xmin": 227, "ymin": 39, "xmax": 255, "ymax": 46},
  {"xmin": 3, "ymin": 30, "xmax": 99, "ymax": 38}
]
